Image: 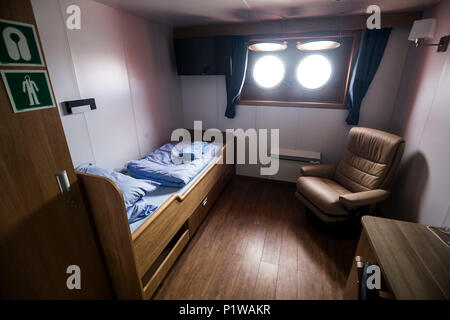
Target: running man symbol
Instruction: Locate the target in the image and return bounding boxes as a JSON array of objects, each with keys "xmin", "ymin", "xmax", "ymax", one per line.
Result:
[{"xmin": 22, "ymin": 75, "xmax": 40, "ymax": 106}]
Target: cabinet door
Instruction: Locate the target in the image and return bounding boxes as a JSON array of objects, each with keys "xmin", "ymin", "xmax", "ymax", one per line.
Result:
[{"xmin": 0, "ymin": 0, "xmax": 111, "ymax": 299}]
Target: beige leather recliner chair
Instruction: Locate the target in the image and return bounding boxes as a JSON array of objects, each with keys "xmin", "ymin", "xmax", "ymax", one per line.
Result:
[{"xmin": 295, "ymin": 127, "xmax": 405, "ymax": 223}]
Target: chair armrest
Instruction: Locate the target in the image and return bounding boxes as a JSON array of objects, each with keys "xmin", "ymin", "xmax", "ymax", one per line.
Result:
[
  {"xmin": 339, "ymin": 189, "xmax": 390, "ymax": 209},
  {"xmin": 300, "ymin": 164, "xmax": 336, "ymax": 179}
]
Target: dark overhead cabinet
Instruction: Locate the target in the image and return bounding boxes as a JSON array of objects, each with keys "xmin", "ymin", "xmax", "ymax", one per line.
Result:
[{"xmin": 174, "ymin": 36, "xmax": 232, "ymax": 75}]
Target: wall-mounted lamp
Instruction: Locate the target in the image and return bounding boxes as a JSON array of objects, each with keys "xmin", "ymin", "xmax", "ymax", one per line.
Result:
[
  {"xmin": 408, "ymin": 18, "xmax": 449, "ymax": 52},
  {"xmin": 248, "ymin": 41, "xmax": 288, "ymax": 52},
  {"xmin": 296, "ymin": 40, "xmax": 341, "ymax": 51}
]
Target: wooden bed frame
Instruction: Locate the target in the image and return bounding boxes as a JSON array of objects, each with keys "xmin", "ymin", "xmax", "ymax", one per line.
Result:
[{"xmin": 77, "ymin": 141, "xmax": 234, "ymax": 299}]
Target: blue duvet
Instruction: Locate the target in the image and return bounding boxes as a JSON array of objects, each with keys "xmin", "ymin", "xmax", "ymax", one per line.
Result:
[
  {"xmin": 127, "ymin": 142, "xmax": 220, "ymax": 187},
  {"xmin": 76, "ymin": 163, "xmax": 159, "ymax": 223}
]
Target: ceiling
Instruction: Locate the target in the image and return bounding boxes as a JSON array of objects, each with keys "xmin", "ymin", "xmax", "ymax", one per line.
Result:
[{"xmin": 96, "ymin": 0, "xmax": 439, "ymax": 27}]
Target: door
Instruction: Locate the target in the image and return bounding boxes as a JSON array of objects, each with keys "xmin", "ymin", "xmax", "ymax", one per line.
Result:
[{"xmin": 0, "ymin": 0, "xmax": 111, "ymax": 299}]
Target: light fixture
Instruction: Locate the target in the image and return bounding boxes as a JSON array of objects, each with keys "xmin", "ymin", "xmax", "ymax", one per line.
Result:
[
  {"xmin": 248, "ymin": 41, "xmax": 288, "ymax": 52},
  {"xmin": 296, "ymin": 40, "xmax": 341, "ymax": 51},
  {"xmin": 408, "ymin": 18, "xmax": 449, "ymax": 52}
]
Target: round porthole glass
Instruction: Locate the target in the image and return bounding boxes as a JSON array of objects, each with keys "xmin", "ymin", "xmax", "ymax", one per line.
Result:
[
  {"xmin": 296, "ymin": 54, "xmax": 332, "ymax": 89},
  {"xmin": 253, "ymin": 55, "xmax": 285, "ymax": 89}
]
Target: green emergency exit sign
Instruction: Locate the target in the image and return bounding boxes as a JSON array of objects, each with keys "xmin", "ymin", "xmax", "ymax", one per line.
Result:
[
  {"xmin": 0, "ymin": 18, "xmax": 44, "ymax": 66},
  {"xmin": 1, "ymin": 70, "xmax": 56, "ymax": 113}
]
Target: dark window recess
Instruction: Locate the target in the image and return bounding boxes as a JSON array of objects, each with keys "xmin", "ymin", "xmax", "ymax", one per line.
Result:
[
  {"xmin": 240, "ymin": 32, "xmax": 360, "ymax": 108},
  {"xmin": 174, "ymin": 36, "xmax": 232, "ymax": 75}
]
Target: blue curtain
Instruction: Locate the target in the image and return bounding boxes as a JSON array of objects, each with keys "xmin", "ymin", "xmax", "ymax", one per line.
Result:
[
  {"xmin": 345, "ymin": 28, "xmax": 391, "ymax": 125},
  {"xmin": 225, "ymin": 36, "xmax": 249, "ymax": 119}
]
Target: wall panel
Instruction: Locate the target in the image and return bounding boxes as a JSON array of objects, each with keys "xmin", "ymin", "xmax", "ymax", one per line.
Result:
[{"xmin": 32, "ymin": 0, "xmax": 183, "ymax": 170}]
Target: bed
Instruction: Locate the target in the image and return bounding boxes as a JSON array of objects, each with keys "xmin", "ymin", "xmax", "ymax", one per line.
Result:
[{"xmin": 77, "ymin": 134, "xmax": 234, "ymax": 299}]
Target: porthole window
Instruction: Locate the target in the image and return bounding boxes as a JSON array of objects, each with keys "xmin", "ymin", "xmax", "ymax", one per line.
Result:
[
  {"xmin": 253, "ymin": 55, "xmax": 285, "ymax": 89},
  {"xmin": 240, "ymin": 32, "xmax": 359, "ymax": 107},
  {"xmin": 296, "ymin": 55, "xmax": 332, "ymax": 89}
]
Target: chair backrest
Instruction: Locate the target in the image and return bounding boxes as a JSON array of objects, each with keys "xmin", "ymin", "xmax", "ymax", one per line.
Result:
[{"xmin": 335, "ymin": 127, "xmax": 405, "ymax": 193}]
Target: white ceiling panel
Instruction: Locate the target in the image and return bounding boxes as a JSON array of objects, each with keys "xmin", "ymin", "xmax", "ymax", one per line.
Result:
[{"xmin": 95, "ymin": 0, "xmax": 440, "ymax": 26}]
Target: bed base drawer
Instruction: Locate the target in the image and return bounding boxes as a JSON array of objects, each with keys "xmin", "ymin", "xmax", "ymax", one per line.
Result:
[
  {"xmin": 142, "ymin": 228, "xmax": 190, "ymax": 299},
  {"xmin": 188, "ymin": 202, "xmax": 207, "ymax": 237},
  {"xmin": 188, "ymin": 165, "xmax": 229, "ymax": 236}
]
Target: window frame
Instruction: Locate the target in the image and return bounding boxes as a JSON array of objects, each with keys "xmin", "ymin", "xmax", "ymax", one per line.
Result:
[{"xmin": 239, "ymin": 31, "xmax": 361, "ymax": 109}]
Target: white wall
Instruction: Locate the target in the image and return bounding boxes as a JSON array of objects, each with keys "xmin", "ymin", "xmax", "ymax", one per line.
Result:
[
  {"xmin": 180, "ymin": 28, "xmax": 410, "ymax": 180},
  {"xmin": 387, "ymin": 1, "xmax": 450, "ymax": 226},
  {"xmin": 31, "ymin": 0, "xmax": 183, "ymax": 169}
]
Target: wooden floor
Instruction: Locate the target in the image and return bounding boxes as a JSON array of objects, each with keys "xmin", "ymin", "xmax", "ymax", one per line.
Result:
[{"xmin": 154, "ymin": 176, "xmax": 358, "ymax": 300}]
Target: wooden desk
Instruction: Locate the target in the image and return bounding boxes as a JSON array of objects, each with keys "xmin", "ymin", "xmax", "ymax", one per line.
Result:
[{"xmin": 345, "ymin": 216, "xmax": 450, "ymax": 300}]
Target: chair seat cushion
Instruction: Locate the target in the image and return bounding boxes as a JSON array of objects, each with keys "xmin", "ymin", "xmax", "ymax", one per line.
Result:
[{"xmin": 296, "ymin": 176, "xmax": 351, "ymax": 216}]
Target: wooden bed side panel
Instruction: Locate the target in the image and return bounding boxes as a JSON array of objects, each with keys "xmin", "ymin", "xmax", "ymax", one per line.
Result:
[
  {"xmin": 133, "ymin": 156, "xmax": 228, "ymax": 278},
  {"xmin": 77, "ymin": 173, "xmax": 143, "ymax": 299}
]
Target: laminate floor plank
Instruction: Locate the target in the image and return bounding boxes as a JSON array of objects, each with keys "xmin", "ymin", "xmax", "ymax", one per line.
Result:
[
  {"xmin": 253, "ymin": 261, "xmax": 279, "ymax": 300},
  {"xmin": 153, "ymin": 176, "xmax": 357, "ymax": 300}
]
